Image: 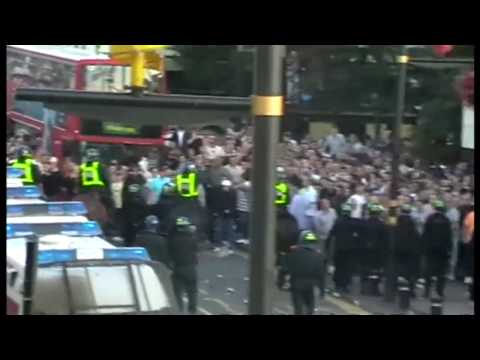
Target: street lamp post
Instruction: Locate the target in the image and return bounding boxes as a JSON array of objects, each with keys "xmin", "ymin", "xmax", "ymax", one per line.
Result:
[
  {"xmin": 248, "ymin": 45, "xmax": 286, "ymax": 315},
  {"xmin": 384, "ymin": 45, "xmax": 409, "ymax": 303}
]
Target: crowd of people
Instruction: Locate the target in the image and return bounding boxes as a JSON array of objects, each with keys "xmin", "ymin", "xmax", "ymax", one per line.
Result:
[{"xmin": 7, "ymin": 123, "xmax": 474, "ymax": 313}]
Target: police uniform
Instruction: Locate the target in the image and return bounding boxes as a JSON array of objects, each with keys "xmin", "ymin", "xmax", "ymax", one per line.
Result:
[
  {"xmin": 121, "ymin": 172, "xmax": 147, "ymax": 247},
  {"xmin": 394, "ymin": 205, "xmax": 422, "ymax": 298},
  {"xmin": 79, "ymin": 152, "xmax": 113, "ymax": 220},
  {"xmin": 134, "ymin": 215, "xmax": 169, "ymax": 265},
  {"xmin": 361, "ymin": 204, "xmax": 388, "ymax": 295},
  {"xmin": 176, "ymin": 168, "xmax": 199, "ymax": 200},
  {"xmin": 167, "ymin": 217, "xmax": 199, "ymax": 315},
  {"xmin": 275, "ymin": 181, "xmax": 290, "ymax": 207},
  {"xmin": 275, "ymin": 205, "xmax": 299, "ymax": 289},
  {"xmin": 282, "ymin": 231, "xmax": 325, "ymax": 315},
  {"xmin": 327, "ymin": 204, "xmax": 365, "ymax": 293},
  {"xmin": 11, "ymin": 148, "xmax": 40, "ymax": 186},
  {"xmin": 422, "ymin": 201, "xmax": 452, "ymax": 298}
]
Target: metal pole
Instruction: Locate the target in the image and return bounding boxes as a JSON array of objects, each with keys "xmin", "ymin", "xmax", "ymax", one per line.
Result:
[
  {"xmin": 384, "ymin": 45, "xmax": 408, "ymax": 303},
  {"xmin": 248, "ymin": 45, "xmax": 285, "ymax": 315},
  {"xmin": 23, "ymin": 234, "xmax": 39, "ymax": 315}
]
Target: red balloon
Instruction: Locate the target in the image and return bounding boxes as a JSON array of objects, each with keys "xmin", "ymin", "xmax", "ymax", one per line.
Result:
[{"xmin": 433, "ymin": 45, "xmax": 454, "ymax": 56}]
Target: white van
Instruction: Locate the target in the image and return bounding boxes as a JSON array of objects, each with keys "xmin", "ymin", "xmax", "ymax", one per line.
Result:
[{"xmin": 6, "ymin": 222, "xmax": 175, "ymax": 315}]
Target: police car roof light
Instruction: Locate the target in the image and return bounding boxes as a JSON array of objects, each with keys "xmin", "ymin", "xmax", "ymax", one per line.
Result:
[
  {"xmin": 7, "ymin": 167, "xmax": 25, "ymax": 179},
  {"xmin": 7, "ymin": 186, "xmax": 42, "ymax": 199},
  {"xmin": 6, "ymin": 224, "xmax": 34, "ymax": 238},
  {"xmin": 59, "ymin": 222, "xmax": 103, "ymax": 236},
  {"xmin": 103, "ymin": 248, "xmax": 151, "ymax": 262},
  {"xmin": 7, "ymin": 221, "xmax": 103, "ymax": 239},
  {"xmin": 7, "ymin": 202, "xmax": 88, "ymax": 217},
  {"xmin": 37, "ymin": 247, "xmax": 151, "ymax": 266}
]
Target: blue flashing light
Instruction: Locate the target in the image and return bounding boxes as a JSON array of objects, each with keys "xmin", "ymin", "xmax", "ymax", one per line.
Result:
[
  {"xmin": 7, "ymin": 224, "xmax": 34, "ymax": 238},
  {"xmin": 7, "ymin": 205, "xmax": 25, "ymax": 217},
  {"xmin": 38, "ymin": 250, "xmax": 77, "ymax": 265},
  {"xmin": 104, "ymin": 248, "xmax": 151, "ymax": 261},
  {"xmin": 63, "ymin": 202, "xmax": 88, "ymax": 216},
  {"xmin": 37, "ymin": 247, "xmax": 151, "ymax": 266},
  {"xmin": 47, "ymin": 202, "xmax": 87, "ymax": 216},
  {"xmin": 60, "ymin": 222, "xmax": 103, "ymax": 236},
  {"xmin": 7, "ymin": 202, "xmax": 88, "ymax": 217},
  {"xmin": 7, "ymin": 186, "xmax": 42, "ymax": 199},
  {"xmin": 7, "ymin": 221, "xmax": 103, "ymax": 238},
  {"xmin": 7, "ymin": 167, "xmax": 25, "ymax": 179}
]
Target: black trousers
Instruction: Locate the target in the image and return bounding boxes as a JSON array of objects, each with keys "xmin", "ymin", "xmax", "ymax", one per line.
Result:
[
  {"xmin": 171, "ymin": 266, "xmax": 198, "ymax": 314},
  {"xmin": 122, "ymin": 207, "xmax": 146, "ymax": 247},
  {"xmin": 395, "ymin": 252, "xmax": 420, "ymax": 295},
  {"xmin": 291, "ymin": 285, "xmax": 315, "ymax": 315},
  {"xmin": 334, "ymin": 250, "xmax": 355, "ymax": 290},
  {"xmin": 424, "ymin": 255, "xmax": 449, "ymax": 298}
]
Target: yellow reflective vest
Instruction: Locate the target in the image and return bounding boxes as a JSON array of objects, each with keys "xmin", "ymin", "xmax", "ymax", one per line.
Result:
[
  {"xmin": 275, "ymin": 182, "xmax": 290, "ymax": 205},
  {"xmin": 80, "ymin": 162, "xmax": 105, "ymax": 187},
  {"xmin": 176, "ymin": 173, "xmax": 199, "ymax": 198},
  {"xmin": 12, "ymin": 158, "xmax": 35, "ymax": 185}
]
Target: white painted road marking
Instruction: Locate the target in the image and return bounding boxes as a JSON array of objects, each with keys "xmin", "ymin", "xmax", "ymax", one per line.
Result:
[
  {"xmin": 198, "ymin": 308, "xmax": 213, "ymax": 315},
  {"xmin": 203, "ymin": 297, "xmax": 243, "ymax": 315}
]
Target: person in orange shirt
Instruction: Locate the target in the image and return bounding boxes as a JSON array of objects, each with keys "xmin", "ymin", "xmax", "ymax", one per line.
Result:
[
  {"xmin": 463, "ymin": 210, "xmax": 474, "ymax": 244},
  {"xmin": 463, "ymin": 210, "xmax": 474, "ymax": 301}
]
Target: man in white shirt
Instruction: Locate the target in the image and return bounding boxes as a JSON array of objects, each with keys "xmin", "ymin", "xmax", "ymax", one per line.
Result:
[
  {"xmin": 322, "ymin": 127, "xmax": 346, "ymax": 158},
  {"xmin": 347, "ymin": 184, "xmax": 368, "ymax": 219},
  {"xmin": 289, "ymin": 177, "xmax": 318, "ymax": 231}
]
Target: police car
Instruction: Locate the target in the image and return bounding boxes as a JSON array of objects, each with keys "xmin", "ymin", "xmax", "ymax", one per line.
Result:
[{"xmin": 7, "ymin": 221, "xmax": 175, "ymax": 315}]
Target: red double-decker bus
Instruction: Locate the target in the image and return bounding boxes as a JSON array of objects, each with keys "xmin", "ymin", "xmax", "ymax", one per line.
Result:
[{"xmin": 7, "ymin": 45, "xmax": 167, "ymax": 163}]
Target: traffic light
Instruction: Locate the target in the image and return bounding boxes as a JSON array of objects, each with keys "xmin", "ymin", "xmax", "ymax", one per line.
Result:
[{"xmin": 432, "ymin": 45, "xmax": 454, "ymax": 57}]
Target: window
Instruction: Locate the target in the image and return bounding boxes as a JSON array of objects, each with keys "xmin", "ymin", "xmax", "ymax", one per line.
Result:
[{"xmin": 7, "ymin": 49, "xmax": 75, "ymax": 128}]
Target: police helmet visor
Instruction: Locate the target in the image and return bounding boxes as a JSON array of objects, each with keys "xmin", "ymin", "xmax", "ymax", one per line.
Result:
[
  {"xmin": 401, "ymin": 204, "xmax": 412, "ymax": 214},
  {"xmin": 145, "ymin": 215, "xmax": 160, "ymax": 227},
  {"xmin": 302, "ymin": 232, "xmax": 318, "ymax": 242},
  {"xmin": 341, "ymin": 204, "xmax": 352, "ymax": 214},
  {"xmin": 433, "ymin": 200, "xmax": 446, "ymax": 210},
  {"xmin": 176, "ymin": 217, "xmax": 192, "ymax": 227}
]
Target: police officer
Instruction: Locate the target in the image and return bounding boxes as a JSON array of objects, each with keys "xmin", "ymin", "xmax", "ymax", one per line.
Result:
[
  {"xmin": 281, "ymin": 231, "xmax": 325, "ymax": 315},
  {"xmin": 11, "ymin": 147, "xmax": 41, "ymax": 185},
  {"xmin": 176, "ymin": 163, "xmax": 199, "ymax": 203},
  {"xmin": 79, "ymin": 148, "xmax": 113, "ymax": 218},
  {"xmin": 276, "ymin": 167, "xmax": 291, "ymax": 207},
  {"xmin": 327, "ymin": 203, "xmax": 365, "ymax": 295},
  {"xmin": 79, "ymin": 148, "xmax": 109, "ymax": 193},
  {"xmin": 361, "ymin": 204, "xmax": 388, "ymax": 296},
  {"xmin": 134, "ymin": 215, "xmax": 169, "ymax": 265},
  {"xmin": 167, "ymin": 217, "xmax": 199, "ymax": 315},
  {"xmin": 276, "ymin": 199, "xmax": 300, "ymax": 289},
  {"xmin": 394, "ymin": 204, "xmax": 422, "ymax": 298},
  {"xmin": 155, "ymin": 182, "xmax": 178, "ymax": 235},
  {"xmin": 422, "ymin": 200, "xmax": 452, "ymax": 299},
  {"xmin": 121, "ymin": 164, "xmax": 148, "ymax": 247}
]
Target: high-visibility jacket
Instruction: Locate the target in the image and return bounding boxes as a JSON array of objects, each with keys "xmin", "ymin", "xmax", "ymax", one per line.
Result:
[
  {"xmin": 176, "ymin": 172, "xmax": 199, "ymax": 198},
  {"xmin": 276, "ymin": 182, "xmax": 290, "ymax": 206},
  {"xmin": 11, "ymin": 158, "xmax": 35, "ymax": 185},
  {"xmin": 80, "ymin": 161, "xmax": 105, "ymax": 187}
]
